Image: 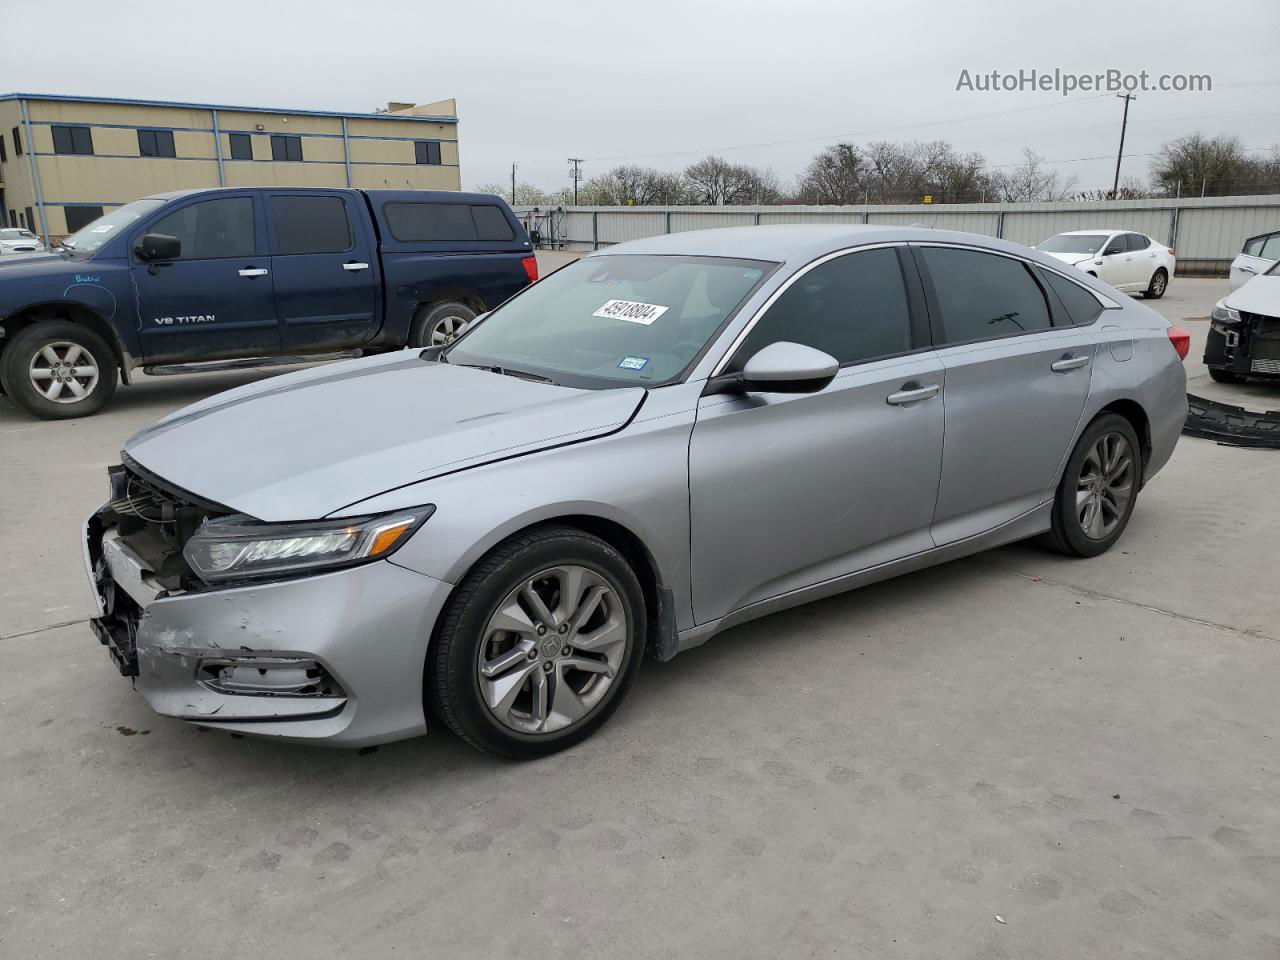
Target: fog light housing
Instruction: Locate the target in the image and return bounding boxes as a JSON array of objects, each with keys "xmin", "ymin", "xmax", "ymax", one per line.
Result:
[{"xmin": 197, "ymin": 656, "xmax": 344, "ymax": 698}]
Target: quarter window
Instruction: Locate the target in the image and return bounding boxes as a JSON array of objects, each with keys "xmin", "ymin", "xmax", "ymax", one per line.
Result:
[
  {"xmin": 270, "ymin": 134, "xmax": 303, "ymax": 162},
  {"xmin": 1041, "ymin": 269, "xmax": 1103, "ymax": 326},
  {"xmin": 730, "ymin": 247, "xmax": 913, "ymax": 369},
  {"xmin": 64, "ymin": 206, "xmax": 105, "ymax": 233},
  {"xmin": 921, "ymin": 247, "xmax": 1052, "ymax": 343},
  {"xmin": 137, "ymin": 129, "xmax": 176, "ymax": 158},
  {"xmin": 228, "ymin": 133, "xmax": 253, "ymax": 161},
  {"xmin": 414, "ymin": 140, "xmax": 443, "ymax": 165},
  {"xmin": 146, "ymin": 197, "xmax": 255, "ymax": 259},
  {"xmin": 52, "ymin": 125, "xmax": 94, "ymax": 156},
  {"xmin": 270, "ymin": 196, "xmax": 352, "ymax": 255},
  {"xmin": 472, "ymin": 204, "xmax": 515, "ymax": 241}
]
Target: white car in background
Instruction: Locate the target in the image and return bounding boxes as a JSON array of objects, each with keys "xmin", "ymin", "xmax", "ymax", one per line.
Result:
[
  {"xmin": 0, "ymin": 227, "xmax": 44, "ymax": 255},
  {"xmin": 1228, "ymin": 228, "xmax": 1280, "ymax": 291},
  {"xmin": 1037, "ymin": 230, "xmax": 1175, "ymax": 299}
]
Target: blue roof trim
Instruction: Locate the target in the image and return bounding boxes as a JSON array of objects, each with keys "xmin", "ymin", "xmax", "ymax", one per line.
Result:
[{"xmin": 0, "ymin": 92, "xmax": 458, "ymax": 124}]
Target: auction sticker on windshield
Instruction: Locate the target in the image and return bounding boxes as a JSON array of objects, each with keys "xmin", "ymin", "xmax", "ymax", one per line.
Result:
[{"xmin": 593, "ymin": 299, "xmax": 669, "ymax": 325}]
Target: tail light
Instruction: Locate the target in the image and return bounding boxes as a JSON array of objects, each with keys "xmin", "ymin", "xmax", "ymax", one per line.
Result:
[
  {"xmin": 1167, "ymin": 326, "xmax": 1190, "ymax": 361},
  {"xmin": 521, "ymin": 255, "xmax": 538, "ymax": 284},
  {"xmin": 1167, "ymin": 248, "xmax": 1175, "ymax": 256}
]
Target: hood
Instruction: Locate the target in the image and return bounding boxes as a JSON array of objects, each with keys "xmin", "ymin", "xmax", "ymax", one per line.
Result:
[
  {"xmin": 0, "ymin": 250, "xmax": 81, "ymax": 277},
  {"xmin": 1041, "ymin": 251, "xmax": 1097, "ymax": 267},
  {"xmin": 124, "ymin": 352, "xmax": 646, "ymax": 521},
  {"xmin": 1224, "ymin": 274, "xmax": 1280, "ymax": 316}
]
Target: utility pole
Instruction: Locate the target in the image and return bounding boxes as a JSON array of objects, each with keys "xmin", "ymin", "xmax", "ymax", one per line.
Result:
[
  {"xmin": 568, "ymin": 158, "xmax": 584, "ymax": 205},
  {"xmin": 1112, "ymin": 93, "xmax": 1136, "ymax": 198},
  {"xmin": 511, "ymin": 163, "xmax": 517, "ymax": 205}
]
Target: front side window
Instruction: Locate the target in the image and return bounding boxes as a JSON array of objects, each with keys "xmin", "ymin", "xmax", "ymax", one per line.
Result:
[
  {"xmin": 447, "ymin": 254, "xmax": 774, "ymax": 387},
  {"xmin": 228, "ymin": 133, "xmax": 253, "ymax": 161},
  {"xmin": 61, "ymin": 197, "xmax": 166, "ymax": 253},
  {"xmin": 1039, "ymin": 234, "xmax": 1107, "ymax": 255},
  {"xmin": 137, "ymin": 129, "xmax": 176, "ymax": 158},
  {"xmin": 729, "ymin": 247, "xmax": 912, "ymax": 370},
  {"xmin": 147, "ymin": 197, "xmax": 255, "ymax": 260},
  {"xmin": 415, "ymin": 140, "xmax": 442, "ymax": 165},
  {"xmin": 270, "ymin": 134, "xmax": 303, "ymax": 162},
  {"xmin": 1102, "ymin": 235, "xmax": 1126, "ymax": 256},
  {"xmin": 921, "ymin": 247, "xmax": 1052, "ymax": 344},
  {"xmin": 52, "ymin": 125, "xmax": 94, "ymax": 156},
  {"xmin": 270, "ymin": 196, "xmax": 351, "ymax": 255}
]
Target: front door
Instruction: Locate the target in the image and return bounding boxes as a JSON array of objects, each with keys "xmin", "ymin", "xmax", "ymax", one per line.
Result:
[
  {"xmin": 266, "ymin": 193, "xmax": 380, "ymax": 351},
  {"xmin": 131, "ymin": 194, "xmax": 280, "ymax": 363},
  {"xmin": 914, "ymin": 244, "xmax": 1094, "ymax": 545},
  {"xmin": 688, "ymin": 246, "xmax": 944, "ymax": 625}
]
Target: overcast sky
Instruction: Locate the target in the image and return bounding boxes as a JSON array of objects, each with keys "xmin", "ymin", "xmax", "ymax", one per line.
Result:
[{"xmin": 4, "ymin": 0, "xmax": 1277, "ymax": 195}]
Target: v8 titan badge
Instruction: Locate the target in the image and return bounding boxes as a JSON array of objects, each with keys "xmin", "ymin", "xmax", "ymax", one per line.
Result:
[{"xmin": 592, "ymin": 299, "xmax": 669, "ymax": 325}]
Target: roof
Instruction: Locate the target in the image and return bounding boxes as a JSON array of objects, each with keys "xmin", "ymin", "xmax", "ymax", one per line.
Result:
[
  {"xmin": 1057, "ymin": 229, "xmax": 1127, "ymax": 235},
  {"xmin": 594, "ymin": 224, "xmax": 1044, "ymax": 265},
  {"xmin": 0, "ymin": 92, "xmax": 457, "ymax": 124}
]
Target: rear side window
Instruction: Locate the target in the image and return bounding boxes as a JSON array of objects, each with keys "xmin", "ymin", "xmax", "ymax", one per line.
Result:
[
  {"xmin": 383, "ymin": 202, "xmax": 517, "ymax": 243},
  {"xmin": 1042, "ymin": 269, "xmax": 1104, "ymax": 326},
  {"xmin": 1258, "ymin": 234, "xmax": 1280, "ymax": 260},
  {"xmin": 731, "ymin": 247, "xmax": 912, "ymax": 369},
  {"xmin": 148, "ymin": 197, "xmax": 255, "ymax": 259},
  {"xmin": 921, "ymin": 247, "xmax": 1052, "ymax": 343},
  {"xmin": 271, "ymin": 196, "xmax": 352, "ymax": 255},
  {"xmin": 1125, "ymin": 233, "xmax": 1149, "ymax": 252}
]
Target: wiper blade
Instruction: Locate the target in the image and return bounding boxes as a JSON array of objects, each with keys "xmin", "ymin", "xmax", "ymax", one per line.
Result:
[{"xmin": 449, "ymin": 361, "xmax": 555, "ymax": 384}]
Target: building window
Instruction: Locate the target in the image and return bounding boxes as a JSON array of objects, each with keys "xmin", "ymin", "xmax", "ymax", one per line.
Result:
[
  {"xmin": 270, "ymin": 134, "xmax": 303, "ymax": 162},
  {"xmin": 0, "ymin": 134, "xmax": 7, "ymax": 163},
  {"xmin": 228, "ymin": 133, "xmax": 253, "ymax": 161},
  {"xmin": 25, "ymin": 207, "xmax": 35, "ymax": 231},
  {"xmin": 137, "ymin": 129, "xmax": 176, "ymax": 158},
  {"xmin": 414, "ymin": 140, "xmax": 442, "ymax": 165},
  {"xmin": 64, "ymin": 206, "xmax": 105, "ymax": 233},
  {"xmin": 52, "ymin": 125, "xmax": 94, "ymax": 156},
  {"xmin": 12, "ymin": 126, "xmax": 22, "ymax": 156}
]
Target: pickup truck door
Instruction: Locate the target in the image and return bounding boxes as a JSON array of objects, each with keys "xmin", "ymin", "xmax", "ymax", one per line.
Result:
[
  {"xmin": 131, "ymin": 194, "xmax": 280, "ymax": 363},
  {"xmin": 266, "ymin": 193, "xmax": 380, "ymax": 350}
]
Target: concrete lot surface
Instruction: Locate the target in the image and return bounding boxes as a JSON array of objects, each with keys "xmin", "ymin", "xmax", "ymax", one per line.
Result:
[{"xmin": 1, "ymin": 268, "xmax": 1278, "ymax": 958}]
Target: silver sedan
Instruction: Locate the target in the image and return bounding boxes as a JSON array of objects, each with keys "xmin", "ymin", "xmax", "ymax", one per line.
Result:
[{"xmin": 85, "ymin": 226, "xmax": 1189, "ymax": 758}]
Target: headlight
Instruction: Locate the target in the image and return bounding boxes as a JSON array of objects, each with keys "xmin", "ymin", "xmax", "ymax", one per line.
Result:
[
  {"xmin": 1210, "ymin": 300, "xmax": 1241, "ymax": 324},
  {"xmin": 183, "ymin": 507, "xmax": 434, "ymax": 583}
]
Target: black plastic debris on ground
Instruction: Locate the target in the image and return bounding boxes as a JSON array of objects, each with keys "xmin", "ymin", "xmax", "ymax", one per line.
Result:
[{"xmin": 1183, "ymin": 394, "xmax": 1280, "ymax": 449}]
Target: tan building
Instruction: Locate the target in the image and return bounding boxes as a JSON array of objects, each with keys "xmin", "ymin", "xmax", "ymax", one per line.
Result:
[{"xmin": 0, "ymin": 93, "xmax": 461, "ymax": 239}]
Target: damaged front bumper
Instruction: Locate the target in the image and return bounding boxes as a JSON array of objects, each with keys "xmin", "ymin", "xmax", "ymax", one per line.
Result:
[{"xmin": 85, "ymin": 510, "xmax": 452, "ymax": 747}]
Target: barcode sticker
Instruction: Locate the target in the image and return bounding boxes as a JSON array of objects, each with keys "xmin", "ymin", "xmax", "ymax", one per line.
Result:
[{"xmin": 592, "ymin": 299, "xmax": 669, "ymax": 325}]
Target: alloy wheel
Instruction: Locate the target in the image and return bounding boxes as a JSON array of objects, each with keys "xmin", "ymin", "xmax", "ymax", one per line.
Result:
[
  {"xmin": 1152, "ymin": 272, "xmax": 1166, "ymax": 296},
  {"xmin": 430, "ymin": 314, "xmax": 471, "ymax": 346},
  {"xmin": 1076, "ymin": 432, "xmax": 1134, "ymax": 540},
  {"xmin": 476, "ymin": 565, "xmax": 628, "ymax": 735},
  {"xmin": 28, "ymin": 341, "xmax": 100, "ymax": 404}
]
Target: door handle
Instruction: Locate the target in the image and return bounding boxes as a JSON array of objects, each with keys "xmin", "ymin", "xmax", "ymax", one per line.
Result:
[
  {"xmin": 886, "ymin": 383, "xmax": 940, "ymax": 405},
  {"xmin": 1240, "ymin": 265, "xmax": 1257, "ymax": 274},
  {"xmin": 1051, "ymin": 355, "xmax": 1090, "ymax": 372},
  {"xmin": 238, "ymin": 267, "xmax": 269, "ymax": 277},
  {"xmin": 342, "ymin": 262, "xmax": 370, "ymax": 272}
]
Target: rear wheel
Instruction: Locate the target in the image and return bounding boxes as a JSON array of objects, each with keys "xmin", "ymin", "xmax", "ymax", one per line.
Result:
[
  {"xmin": 1041, "ymin": 414, "xmax": 1142, "ymax": 558},
  {"xmin": 409, "ymin": 301, "xmax": 477, "ymax": 348},
  {"xmin": 0, "ymin": 320, "xmax": 118, "ymax": 419},
  {"xmin": 1142, "ymin": 268, "xmax": 1168, "ymax": 299},
  {"xmin": 1208, "ymin": 367, "xmax": 1245, "ymax": 384},
  {"xmin": 429, "ymin": 526, "xmax": 646, "ymax": 759}
]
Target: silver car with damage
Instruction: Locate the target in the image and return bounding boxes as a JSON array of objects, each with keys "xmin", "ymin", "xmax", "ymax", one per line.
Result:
[{"xmin": 85, "ymin": 226, "xmax": 1189, "ymax": 758}]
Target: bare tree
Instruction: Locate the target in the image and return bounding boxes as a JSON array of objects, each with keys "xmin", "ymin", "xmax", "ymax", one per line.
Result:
[
  {"xmin": 579, "ymin": 165, "xmax": 686, "ymax": 205},
  {"xmin": 683, "ymin": 156, "xmax": 781, "ymax": 204},
  {"xmin": 796, "ymin": 143, "xmax": 865, "ymax": 204},
  {"xmin": 991, "ymin": 149, "xmax": 1079, "ymax": 202},
  {"xmin": 1149, "ymin": 133, "xmax": 1275, "ymax": 197}
]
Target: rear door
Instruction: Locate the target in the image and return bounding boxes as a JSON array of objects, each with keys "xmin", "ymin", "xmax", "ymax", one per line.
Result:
[
  {"xmin": 915, "ymin": 244, "xmax": 1095, "ymax": 545},
  {"xmin": 267, "ymin": 192, "xmax": 380, "ymax": 351},
  {"xmin": 131, "ymin": 194, "xmax": 280, "ymax": 363},
  {"xmin": 1230, "ymin": 231, "xmax": 1280, "ymax": 290}
]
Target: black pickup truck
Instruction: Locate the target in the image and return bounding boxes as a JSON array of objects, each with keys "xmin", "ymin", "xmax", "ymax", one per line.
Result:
[{"xmin": 0, "ymin": 188, "xmax": 536, "ymax": 418}]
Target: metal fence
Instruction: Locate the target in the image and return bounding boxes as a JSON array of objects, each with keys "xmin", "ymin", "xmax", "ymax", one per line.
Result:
[{"xmin": 516, "ymin": 195, "xmax": 1280, "ymax": 275}]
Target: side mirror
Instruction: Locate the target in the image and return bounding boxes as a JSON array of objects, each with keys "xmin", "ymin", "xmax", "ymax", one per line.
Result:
[
  {"xmin": 737, "ymin": 341, "xmax": 839, "ymax": 394},
  {"xmin": 134, "ymin": 233, "xmax": 181, "ymax": 261},
  {"xmin": 1103, "ymin": 244, "xmax": 1123, "ymax": 257}
]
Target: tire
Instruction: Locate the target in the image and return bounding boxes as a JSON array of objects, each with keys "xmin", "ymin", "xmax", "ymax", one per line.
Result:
[
  {"xmin": 1208, "ymin": 367, "xmax": 1246, "ymax": 384},
  {"xmin": 1040, "ymin": 413, "xmax": 1143, "ymax": 558},
  {"xmin": 429, "ymin": 525, "xmax": 647, "ymax": 759},
  {"xmin": 408, "ymin": 301, "xmax": 478, "ymax": 349},
  {"xmin": 0, "ymin": 320, "xmax": 118, "ymax": 420},
  {"xmin": 1142, "ymin": 268, "xmax": 1168, "ymax": 299}
]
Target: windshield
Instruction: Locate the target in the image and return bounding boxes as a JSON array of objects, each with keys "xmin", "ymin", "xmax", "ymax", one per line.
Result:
[
  {"xmin": 1039, "ymin": 234, "xmax": 1108, "ymax": 255},
  {"xmin": 445, "ymin": 254, "xmax": 775, "ymax": 387},
  {"xmin": 1, "ymin": 228, "xmax": 37, "ymax": 240},
  {"xmin": 61, "ymin": 198, "xmax": 167, "ymax": 253}
]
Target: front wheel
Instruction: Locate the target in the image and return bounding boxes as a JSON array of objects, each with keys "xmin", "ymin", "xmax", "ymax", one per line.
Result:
[
  {"xmin": 1142, "ymin": 269, "xmax": 1168, "ymax": 299},
  {"xmin": 409, "ymin": 301, "xmax": 477, "ymax": 348},
  {"xmin": 429, "ymin": 526, "xmax": 646, "ymax": 759},
  {"xmin": 1041, "ymin": 414, "xmax": 1143, "ymax": 558},
  {"xmin": 0, "ymin": 320, "xmax": 118, "ymax": 419}
]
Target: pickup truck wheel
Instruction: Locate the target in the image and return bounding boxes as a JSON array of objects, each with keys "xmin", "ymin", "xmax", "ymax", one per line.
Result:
[
  {"xmin": 0, "ymin": 321, "xmax": 118, "ymax": 420},
  {"xmin": 410, "ymin": 302, "xmax": 477, "ymax": 348}
]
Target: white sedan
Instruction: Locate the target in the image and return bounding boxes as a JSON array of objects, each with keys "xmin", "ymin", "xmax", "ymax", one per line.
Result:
[
  {"xmin": 1228, "ymin": 228, "xmax": 1279, "ymax": 291},
  {"xmin": 0, "ymin": 227, "xmax": 45, "ymax": 255},
  {"xmin": 1037, "ymin": 230, "xmax": 1174, "ymax": 299}
]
